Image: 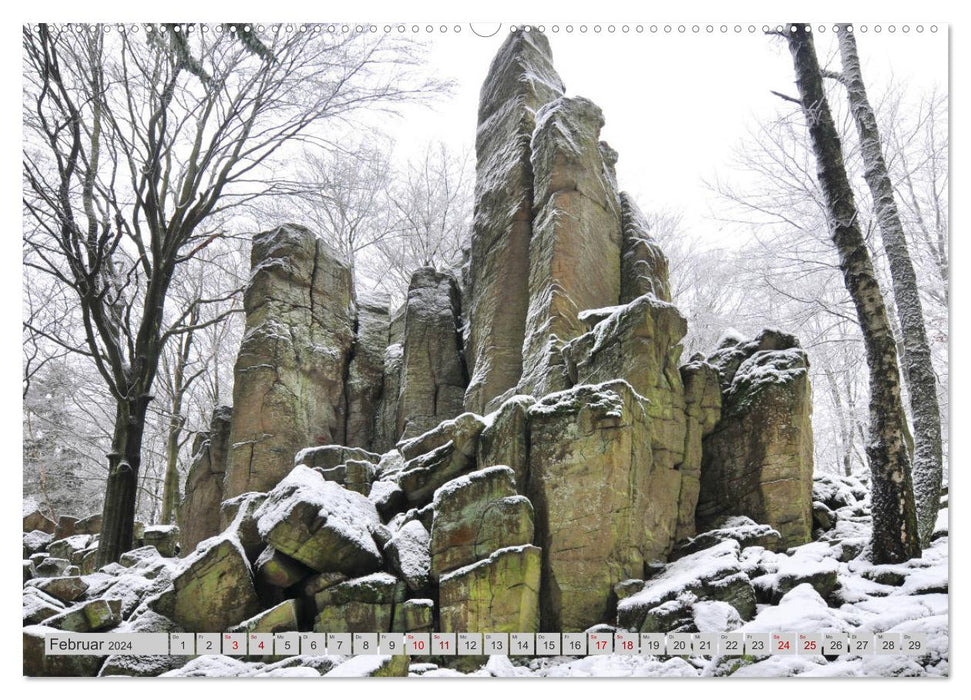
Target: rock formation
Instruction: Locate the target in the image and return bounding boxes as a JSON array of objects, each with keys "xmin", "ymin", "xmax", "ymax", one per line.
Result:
[
  {"xmin": 396, "ymin": 268, "xmax": 468, "ymax": 440},
  {"xmin": 697, "ymin": 330, "xmax": 815, "ymax": 547},
  {"xmin": 345, "ymin": 296, "xmax": 392, "ymax": 452},
  {"xmin": 178, "ymin": 406, "xmax": 232, "ymax": 553},
  {"xmin": 22, "ymin": 31, "xmax": 826, "ymax": 678},
  {"xmin": 223, "ymin": 224, "xmax": 355, "ymax": 498},
  {"xmin": 464, "ymin": 31, "xmax": 565, "ymax": 414},
  {"xmin": 519, "ymin": 96, "xmax": 624, "ymax": 396}
]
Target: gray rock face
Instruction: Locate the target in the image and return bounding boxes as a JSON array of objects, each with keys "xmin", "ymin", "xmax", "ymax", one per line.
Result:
[
  {"xmin": 225, "ymin": 224, "xmax": 355, "ymax": 498},
  {"xmin": 397, "ymin": 268, "xmax": 468, "ymax": 441},
  {"xmin": 476, "ymin": 395, "xmax": 535, "ymax": 491},
  {"xmin": 178, "ymin": 405, "xmax": 232, "ymax": 554},
  {"xmin": 345, "ymin": 296, "xmax": 392, "ymax": 451},
  {"xmin": 519, "ymin": 96, "xmax": 623, "ymax": 397},
  {"xmin": 464, "ymin": 30, "xmax": 565, "ymax": 414},
  {"xmin": 374, "ymin": 343, "xmax": 404, "ymax": 453},
  {"xmin": 698, "ymin": 330, "xmax": 815, "ymax": 547},
  {"xmin": 438, "ymin": 545, "xmax": 541, "ymax": 634},
  {"xmin": 23, "ymin": 509, "xmax": 56, "ymax": 535},
  {"xmin": 430, "ymin": 466, "xmax": 534, "ymax": 579},
  {"xmin": 620, "ymin": 193, "xmax": 672, "ymax": 303},
  {"xmin": 527, "ymin": 381, "xmax": 683, "ymax": 631}
]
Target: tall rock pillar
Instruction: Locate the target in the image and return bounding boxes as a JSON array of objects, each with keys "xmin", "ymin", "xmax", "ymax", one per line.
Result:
[
  {"xmin": 223, "ymin": 224, "xmax": 355, "ymax": 498},
  {"xmin": 397, "ymin": 268, "xmax": 468, "ymax": 441},
  {"xmin": 463, "ymin": 31, "xmax": 565, "ymax": 414},
  {"xmin": 519, "ymin": 97, "xmax": 624, "ymax": 396}
]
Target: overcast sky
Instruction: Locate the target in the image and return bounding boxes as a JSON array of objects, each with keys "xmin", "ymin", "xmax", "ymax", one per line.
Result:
[{"xmin": 381, "ymin": 23, "xmax": 948, "ymax": 247}]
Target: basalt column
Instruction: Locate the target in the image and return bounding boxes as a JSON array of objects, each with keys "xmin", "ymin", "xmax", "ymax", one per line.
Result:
[
  {"xmin": 519, "ymin": 96, "xmax": 624, "ymax": 396},
  {"xmin": 223, "ymin": 224, "xmax": 355, "ymax": 498},
  {"xmin": 463, "ymin": 30, "xmax": 565, "ymax": 415}
]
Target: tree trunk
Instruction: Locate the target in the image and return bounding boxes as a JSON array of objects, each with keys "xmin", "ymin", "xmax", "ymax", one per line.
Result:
[
  {"xmin": 837, "ymin": 25, "xmax": 944, "ymax": 545},
  {"xmin": 785, "ymin": 24, "xmax": 922, "ymax": 564},
  {"xmin": 96, "ymin": 395, "xmax": 151, "ymax": 566}
]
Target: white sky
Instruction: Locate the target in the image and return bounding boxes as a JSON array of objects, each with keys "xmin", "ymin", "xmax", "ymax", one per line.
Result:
[{"xmin": 381, "ymin": 24, "xmax": 948, "ymax": 247}]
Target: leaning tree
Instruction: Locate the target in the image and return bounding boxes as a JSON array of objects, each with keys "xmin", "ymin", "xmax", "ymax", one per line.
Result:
[
  {"xmin": 781, "ymin": 24, "xmax": 922, "ymax": 563},
  {"xmin": 22, "ymin": 23, "xmax": 444, "ymax": 565}
]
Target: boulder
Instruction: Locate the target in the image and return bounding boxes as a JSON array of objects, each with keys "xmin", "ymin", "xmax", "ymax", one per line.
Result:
[
  {"xmin": 35, "ymin": 576, "xmax": 89, "ymax": 604},
  {"xmin": 224, "ymin": 224, "xmax": 355, "ymax": 498},
  {"xmin": 345, "ymin": 296, "xmax": 392, "ymax": 451},
  {"xmin": 120, "ymin": 545, "xmax": 163, "ymax": 569},
  {"xmin": 398, "ymin": 412, "xmax": 485, "ymax": 461},
  {"xmin": 23, "ymin": 530, "xmax": 52, "ymax": 558},
  {"xmin": 178, "ymin": 406, "xmax": 232, "ymax": 553},
  {"xmin": 617, "ymin": 541, "xmax": 756, "ymax": 632},
  {"xmin": 255, "ymin": 466, "xmax": 383, "ymax": 575},
  {"xmin": 255, "ymin": 546, "xmax": 312, "ymax": 590},
  {"xmin": 229, "ymin": 599, "xmax": 300, "ymax": 634},
  {"xmin": 397, "ymin": 443, "xmax": 469, "ymax": 507},
  {"xmin": 519, "ymin": 96, "xmax": 623, "ymax": 396},
  {"xmin": 673, "ymin": 516, "xmax": 785, "ymax": 558},
  {"xmin": 35, "ymin": 557, "xmax": 72, "ymax": 578},
  {"xmin": 813, "ymin": 472, "xmax": 866, "ymax": 511},
  {"xmin": 312, "ymin": 572, "xmax": 407, "ymax": 633},
  {"xmin": 476, "ymin": 395, "xmax": 535, "ymax": 491},
  {"xmin": 698, "ymin": 329, "xmax": 815, "ymax": 547},
  {"xmin": 368, "ymin": 480, "xmax": 405, "ymax": 520},
  {"xmin": 45, "ymin": 598, "xmax": 122, "ymax": 632},
  {"xmin": 53, "ymin": 515, "xmax": 79, "ymax": 540},
  {"xmin": 23, "ymin": 587, "xmax": 65, "ymax": 625},
  {"xmin": 439, "ymin": 545, "xmax": 541, "ymax": 633},
  {"xmin": 396, "ymin": 268, "xmax": 468, "ymax": 440},
  {"xmin": 527, "ymin": 381, "xmax": 684, "ymax": 631},
  {"xmin": 383, "ymin": 520, "xmax": 431, "ymax": 594},
  {"xmin": 48, "ymin": 534, "xmax": 92, "ymax": 560},
  {"xmin": 143, "ymin": 525, "xmax": 180, "ymax": 558},
  {"xmin": 391, "ymin": 598, "xmax": 435, "ymax": 633},
  {"xmin": 169, "ymin": 535, "xmax": 261, "ymax": 632},
  {"xmin": 430, "ymin": 466, "xmax": 534, "ymax": 578},
  {"xmin": 74, "ymin": 512, "xmax": 103, "ymax": 536},
  {"xmin": 294, "ymin": 444, "xmax": 381, "ymax": 470},
  {"xmin": 23, "ymin": 508, "xmax": 56, "ymax": 535},
  {"xmin": 464, "ymin": 29, "xmax": 565, "ymax": 414}
]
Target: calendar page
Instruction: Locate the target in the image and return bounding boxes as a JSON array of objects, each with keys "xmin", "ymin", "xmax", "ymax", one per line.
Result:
[{"xmin": 20, "ymin": 13, "xmax": 950, "ymax": 682}]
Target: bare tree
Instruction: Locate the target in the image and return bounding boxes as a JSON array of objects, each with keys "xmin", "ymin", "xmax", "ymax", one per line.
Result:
[
  {"xmin": 828, "ymin": 25, "xmax": 944, "ymax": 545},
  {"xmin": 362, "ymin": 142, "xmax": 473, "ymax": 301},
  {"xmin": 22, "ymin": 23, "xmax": 445, "ymax": 564},
  {"xmin": 782, "ymin": 24, "xmax": 921, "ymax": 563}
]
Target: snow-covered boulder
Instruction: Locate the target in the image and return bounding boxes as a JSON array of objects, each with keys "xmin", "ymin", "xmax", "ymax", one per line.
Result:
[
  {"xmin": 617, "ymin": 540, "xmax": 756, "ymax": 632},
  {"xmin": 383, "ymin": 519, "xmax": 431, "ymax": 594},
  {"xmin": 255, "ymin": 466, "xmax": 383, "ymax": 575},
  {"xmin": 312, "ymin": 572, "xmax": 407, "ymax": 633}
]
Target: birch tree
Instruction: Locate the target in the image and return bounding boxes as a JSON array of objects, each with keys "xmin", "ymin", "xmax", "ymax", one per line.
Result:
[
  {"xmin": 832, "ymin": 25, "xmax": 944, "ymax": 544},
  {"xmin": 782, "ymin": 24, "xmax": 921, "ymax": 563}
]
